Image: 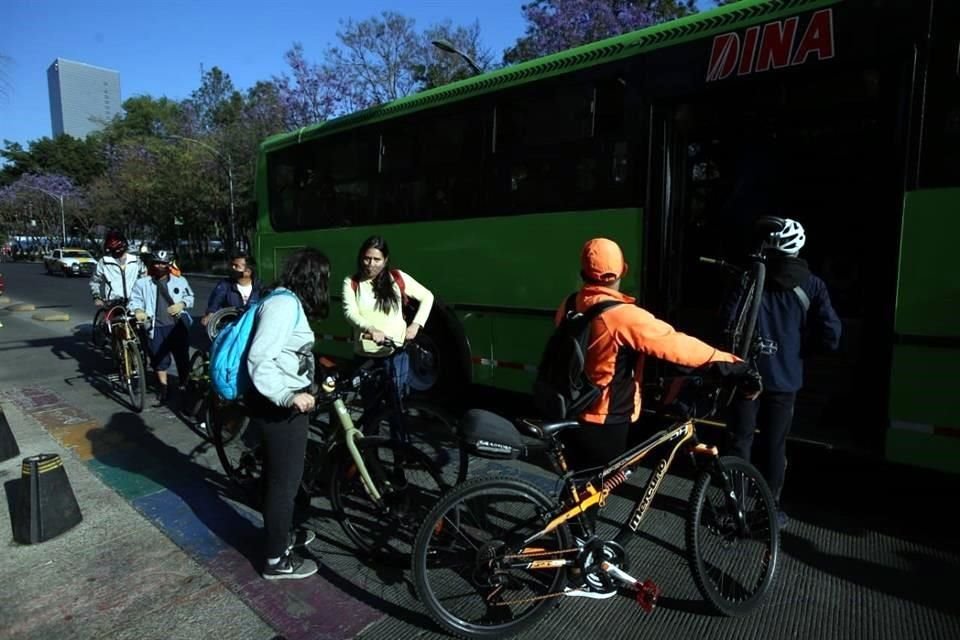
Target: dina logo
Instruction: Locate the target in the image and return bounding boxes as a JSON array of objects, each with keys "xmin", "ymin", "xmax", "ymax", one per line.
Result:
[{"xmin": 707, "ymin": 8, "xmax": 835, "ymax": 82}]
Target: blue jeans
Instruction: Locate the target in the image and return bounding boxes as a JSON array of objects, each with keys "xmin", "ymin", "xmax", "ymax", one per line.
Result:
[{"xmin": 359, "ymin": 350, "xmax": 410, "ymax": 441}]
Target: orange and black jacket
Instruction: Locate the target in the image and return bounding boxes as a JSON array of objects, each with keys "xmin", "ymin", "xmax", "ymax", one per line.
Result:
[{"xmin": 555, "ymin": 285, "xmax": 739, "ymax": 425}]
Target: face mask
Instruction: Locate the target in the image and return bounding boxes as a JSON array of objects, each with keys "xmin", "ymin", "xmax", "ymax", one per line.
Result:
[
  {"xmin": 149, "ymin": 264, "xmax": 170, "ymax": 278},
  {"xmin": 230, "ymin": 269, "xmax": 244, "ymax": 280}
]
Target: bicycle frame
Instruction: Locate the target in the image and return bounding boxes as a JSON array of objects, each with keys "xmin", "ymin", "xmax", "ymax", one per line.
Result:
[
  {"xmin": 506, "ymin": 420, "xmax": 707, "ymax": 563},
  {"xmin": 328, "ymin": 396, "xmax": 383, "ymax": 502}
]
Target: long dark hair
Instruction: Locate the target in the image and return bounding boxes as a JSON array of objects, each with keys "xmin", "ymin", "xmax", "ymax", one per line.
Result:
[
  {"xmin": 353, "ymin": 235, "xmax": 399, "ymax": 314},
  {"xmin": 277, "ymin": 248, "xmax": 330, "ymax": 320}
]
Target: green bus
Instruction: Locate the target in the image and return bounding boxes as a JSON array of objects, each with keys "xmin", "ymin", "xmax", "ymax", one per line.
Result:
[{"xmin": 254, "ymin": 0, "xmax": 959, "ymax": 473}]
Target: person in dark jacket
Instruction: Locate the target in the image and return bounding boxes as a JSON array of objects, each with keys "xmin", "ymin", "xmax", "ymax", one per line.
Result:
[
  {"xmin": 201, "ymin": 253, "xmax": 263, "ymax": 327},
  {"xmin": 726, "ymin": 218, "xmax": 842, "ymax": 527}
]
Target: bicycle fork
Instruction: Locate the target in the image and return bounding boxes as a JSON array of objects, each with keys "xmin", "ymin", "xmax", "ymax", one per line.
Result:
[{"xmin": 332, "ymin": 398, "xmax": 383, "ymax": 502}]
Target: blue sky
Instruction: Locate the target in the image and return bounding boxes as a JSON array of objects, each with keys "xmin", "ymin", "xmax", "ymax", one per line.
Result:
[{"xmin": 1, "ymin": 0, "xmax": 531, "ymax": 146}]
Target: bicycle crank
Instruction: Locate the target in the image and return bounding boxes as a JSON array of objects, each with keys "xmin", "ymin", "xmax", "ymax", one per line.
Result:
[{"xmin": 598, "ymin": 561, "xmax": 661, "ymax": 613}]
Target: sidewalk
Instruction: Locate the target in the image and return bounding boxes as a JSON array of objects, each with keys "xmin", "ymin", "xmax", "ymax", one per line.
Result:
[{"xmin": 0, "ymin": 399, "xmax": 275, "ymax": 640}]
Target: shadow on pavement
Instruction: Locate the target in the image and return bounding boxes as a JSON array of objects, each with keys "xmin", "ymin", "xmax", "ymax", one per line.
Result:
[{"xmin": 85, "ymin": 411, "xmax": 263, "ymax": 566}]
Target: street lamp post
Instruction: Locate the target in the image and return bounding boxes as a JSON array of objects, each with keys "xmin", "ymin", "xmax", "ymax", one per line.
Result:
[
  {"xmin": 431, "ymin": 39, "xmax": 482, "ymax": 75},
  {"xmin": 165, "ymin": 134, "xmax": 237, "ymax": 250},
  {"xmin": 20, "ymin": 185, "xmax": 66, "ymax": 246}
]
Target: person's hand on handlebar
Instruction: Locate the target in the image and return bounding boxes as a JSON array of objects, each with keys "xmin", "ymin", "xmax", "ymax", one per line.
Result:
[
  {"xmin": 364, "ymin": 329, "xmax": 387, "ymax": 345},
  {"xmin": 291, "ymin": 392, "xmax": 316, "ymax": 414},
  {"xmin": 738, "ymin": 367, "xmax": 763, "ymax": 400}
]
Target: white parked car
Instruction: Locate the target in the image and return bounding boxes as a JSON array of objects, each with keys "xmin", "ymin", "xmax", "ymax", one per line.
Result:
[{"xmin": 43, "ymin": 248, "xmax": 96, "ymax": 277}]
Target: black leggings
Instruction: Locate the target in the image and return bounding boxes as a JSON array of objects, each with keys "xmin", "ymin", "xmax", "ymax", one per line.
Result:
[
  {"xmin": 563, "ymin": 422, "xmax": 632, "ymax": 472},
  {"xmin": 246, "ymin": 391, "xmax": 310, "ymax": 559}
]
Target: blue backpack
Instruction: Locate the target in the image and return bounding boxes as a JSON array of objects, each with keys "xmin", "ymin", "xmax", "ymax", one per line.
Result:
[{"xmin": 209, "ymin": 290, "xmax": 299, "ymax": 401}]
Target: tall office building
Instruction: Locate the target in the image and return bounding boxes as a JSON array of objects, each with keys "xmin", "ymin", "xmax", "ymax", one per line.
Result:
[{"xmin": 47, "ymin": 58, "xmax": 121, "ymax": 138}]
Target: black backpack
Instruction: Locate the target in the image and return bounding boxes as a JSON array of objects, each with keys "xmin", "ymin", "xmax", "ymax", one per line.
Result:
[{"xmin": 533, "ymin": 294, "xmax": 624, "ymax": 420}]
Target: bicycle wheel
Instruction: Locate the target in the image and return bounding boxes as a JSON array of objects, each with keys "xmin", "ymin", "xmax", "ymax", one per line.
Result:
[
  {"xmin": 179, "ymin": 351, "xmax": 210, "ymax": 433},
  {"xmin": 686, "ymin": 456, "xmax": 779, "ymax": 616},
  {"xmin": 91, "ymin": 308, "xmax": 108, "ymax": 349},
  {"xmin": 211, "ymin": 396, "xmax": 260, "ymax": 500},
  {"xmin": 122, "ymin": 341, "xmax": 146, "ymax": 413},
  {"xmin": 726, "ymin": 276, "xmax": 756, "ymax": 358},
  {"xmin": 413, "ymin": 476, "xmax": 571, "ymax": 640},
  {"xmin": 362, "ymin": 400, "xmax": 468, "ymax": 486},
  {"xmin": 207, "ymin": 306, "xmax": 241, "ymax": 342},
  {"xmin": 330, "ymin": 436, "xmax": 446, "ymax": 559}
]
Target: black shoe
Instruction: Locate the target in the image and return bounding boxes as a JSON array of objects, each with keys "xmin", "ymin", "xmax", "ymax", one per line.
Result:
[
  {"xmin": 262, "ymin": 552, "xmax": 318, "ymax": 580},
  {"xmin": 155, "ymin": 384, "xmax": 169, "ymax": 405},
  {"xmin": 287, "ymin": 529, "xmax": 317, "ymax": 553}
]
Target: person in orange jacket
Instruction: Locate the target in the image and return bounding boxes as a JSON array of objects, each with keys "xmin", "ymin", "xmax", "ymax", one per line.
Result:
[{"xmin": 558, "ymin": 238, "xmax": 755, "ymax": 470}]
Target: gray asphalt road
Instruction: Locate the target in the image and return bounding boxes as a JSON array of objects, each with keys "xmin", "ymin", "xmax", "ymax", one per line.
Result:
[{"xmin": 0, "ymin": 262, "xmax": 218, "ymax": 329}]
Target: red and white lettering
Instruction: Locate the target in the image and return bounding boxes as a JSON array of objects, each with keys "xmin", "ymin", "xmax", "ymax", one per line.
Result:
[
  {"xmin": 706, "ymin": 8, "xmax": 836, "ymax": 82},
  {"xmin": 738, "ymin": 26, "xmax": 761, "ymax": 76},
  {"xmin": 706, "ymin": 33, "xmax": 740, "ymax": 82},
  {"xmin": 755, "ymin": 17, "xmax": 800, "ymax": 72},
  {"xmin": 792, "ymin": 8, "xmax": 836, "ymax": 65}
]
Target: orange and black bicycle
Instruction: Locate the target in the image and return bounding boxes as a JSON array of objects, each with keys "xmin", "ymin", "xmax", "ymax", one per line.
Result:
[{"xmin": 411, "ymin": 221, "xmax": 785, "ymax": 639}]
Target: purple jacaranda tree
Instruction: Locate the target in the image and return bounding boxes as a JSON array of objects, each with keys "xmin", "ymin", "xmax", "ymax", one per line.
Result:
[
  {"xmin": 272, "ymin": 43, "xmax": 344, "ymax": 130},
  {"xmin": 0, "ymin": 173, "xmax": 86, "ymax": 246},
  {"xmin": 505, "ymin": 0, "xmax": 699, "ymax": 64}
]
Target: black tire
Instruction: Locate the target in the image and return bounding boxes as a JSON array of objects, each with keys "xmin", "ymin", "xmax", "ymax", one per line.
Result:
[
  {"xmin": 412, "ymin": 476, "xmax": 571, "ymax": 639},
  {"xmin": 686, "ymin": 456, "xmax": 779, "ymax": 616},
  {"xmin": 211, "ymin": 397, "xmax": 259, "ymax": 501},
  {"xmin": 179, "ymin": 351, "xmax": 212, "ymax": 440},
  {"xmin": 330, "ymin": 436, "xmax": 446, "ymax": 559},
  {"xmin": 361, "ymin": 400, "xmax": 468, "ymax": 487},
  {"xmin": 91, "ymin": 308, "xmax": 108, "ymax": 350},
  {"xmin": 206, "ymin": 306, "xmax": 241, "ymax": 342},
  {"xmin": 123, "ymin": 341, "xmax": 146, "ymax": 413},
  {"xmin": 726, "ymin": 276, "xmax": 756, "ymax": 358}
]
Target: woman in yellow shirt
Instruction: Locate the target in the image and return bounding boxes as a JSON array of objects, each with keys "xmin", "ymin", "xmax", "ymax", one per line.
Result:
[{"xmin": 342, "ymin": 236, "xmax": 434, "ymax": 429}]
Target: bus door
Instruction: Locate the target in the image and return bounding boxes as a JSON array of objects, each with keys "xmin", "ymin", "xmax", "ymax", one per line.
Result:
[{"xmin": 649, "ymin": 59, "xmax": 912, "ymax": 455}]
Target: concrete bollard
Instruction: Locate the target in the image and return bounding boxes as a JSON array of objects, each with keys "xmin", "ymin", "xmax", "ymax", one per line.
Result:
[{"xmin": 12, "ymin": 454, "xmax": 83, "ymax": 544}]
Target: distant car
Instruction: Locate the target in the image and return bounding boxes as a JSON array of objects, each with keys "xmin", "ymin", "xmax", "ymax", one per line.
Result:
[{"xmin": 43, "ymin": 248, "xmax": 96, "ymax": 277}]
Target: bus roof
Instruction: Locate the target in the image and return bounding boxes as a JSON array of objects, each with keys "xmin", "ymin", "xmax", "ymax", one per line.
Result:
[{"xmin": 260, "ymin": 0, "xmax": 838, "ymax": 153}]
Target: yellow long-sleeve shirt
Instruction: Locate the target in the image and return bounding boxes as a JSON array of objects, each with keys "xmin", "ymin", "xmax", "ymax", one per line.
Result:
[{"xmin": 342, "ymin": 270, "xmax": 434, "ymax": 355}]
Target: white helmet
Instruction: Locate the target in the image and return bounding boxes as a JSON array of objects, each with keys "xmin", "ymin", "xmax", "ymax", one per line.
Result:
[
  {"xmin": 151, "ymin": 249, "xmax": 175, "ymax": 264},
  {"xmin": 768, "ymin": 218, "xmax": 805, "ymax": 254}
]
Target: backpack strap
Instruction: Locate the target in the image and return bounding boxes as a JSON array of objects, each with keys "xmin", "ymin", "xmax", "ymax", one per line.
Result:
[
  {"xmin": 351, "ymin": 271, "xmax": 408, "ymax": 306},
  {"xmin": 792, "ymin": 285, "xmax": 810, "ymax": 313},
  {"xmin": 580, "ymin": 300, "xmax": 624, "ymax": 322},
  {"xmin": 390, "ymin": 269, "xmax": 409, "ymax": 306}
]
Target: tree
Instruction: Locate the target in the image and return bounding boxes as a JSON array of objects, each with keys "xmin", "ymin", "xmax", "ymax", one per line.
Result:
[
  {"xmin": 322, "ymin": 12, "xmax": 427, "ymax": 112},
  {"xmin": 0, "ymin": 135, "xmax": 105, "ymax": 187},
  {"xmin": 184, "ymin": 66, "xmax": 244, "ymax": 135},
  {"xmin": 504, "ymin": 0, "xmax": 699, "ymax": 64},
  {"xmin": 272, "ymin": 43, "xmax": 344, "ymax": 129},
  {"xmin": 0, "ymin": 173, "xmax": 85, "ymax": 244}
]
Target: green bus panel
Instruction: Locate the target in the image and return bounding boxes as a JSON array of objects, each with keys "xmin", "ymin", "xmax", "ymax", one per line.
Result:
[
  {"xmin": 893, "ymin": 189, "xmax": 960, "ymax": 337},
  {"xmin": 888, "ymin": 188, "xmax": 960, "ymax": 472},
  {"xmin": 257, "ymin": 208, "xmax": 641, "ymax": 388}
]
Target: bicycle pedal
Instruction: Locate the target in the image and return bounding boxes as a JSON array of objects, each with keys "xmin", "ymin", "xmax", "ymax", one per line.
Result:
[{"xmin": 634, "ymin": 579, "xmax": 661, "ymax": 613}]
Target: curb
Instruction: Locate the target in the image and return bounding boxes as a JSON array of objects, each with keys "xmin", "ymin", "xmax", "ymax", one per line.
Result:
[
  {"xmin": 183, "ymin": 273, "xmax": 224, "ymax": 281},
  {"xmin": 6, "ymin": 303, "xmax": 35, "ymax": 312}
]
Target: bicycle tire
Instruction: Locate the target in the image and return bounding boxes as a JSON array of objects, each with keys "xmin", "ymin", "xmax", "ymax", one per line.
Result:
[
  {"xmin": 207, "ymin": 306, "xmax": 241, "ymax": 342},
  {"xmin": 362, "ymin": 400, "xmax": 468, "ymax": 486},
  {"xmin": 211, "ymin": 397, "xmax": 259, "ymax": 500},
  {"xmin": 123, "ymin": 341, "xmax": 146, "ymax": 413},
  {"xmin": 91, "ymin": 308, "xmax": 108, "ymax": 349},
  {"xmin": 412, "ymin": 476, "xmax": 571, "ymax": 640},
  {"xmin": 686, "ymin": 456, "xmax": 779, "ymax": 616},
  {"xmin": 330, "ymin": 436, "xmax": 446, "ymax": 559}
]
